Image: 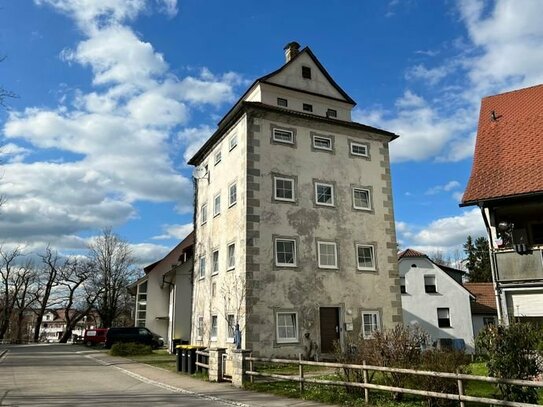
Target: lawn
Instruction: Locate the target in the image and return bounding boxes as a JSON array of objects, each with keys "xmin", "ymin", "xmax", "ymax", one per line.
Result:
[{"xmin": 128, "ymin": 349, "xmax": 177, "ymax": 372}]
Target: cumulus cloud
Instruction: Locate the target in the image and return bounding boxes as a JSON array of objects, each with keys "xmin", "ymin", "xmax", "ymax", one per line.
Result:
[
  {"xmin": 0, "ymin": 1, "xmax": 241, "ymax": 251},
  {"xmin": 425, "ymin": 180, "xmax": 461, "ymax": 195},
  {"xmin": 152, "ymin": 223, "xmax": 193, "ymax": 240}
]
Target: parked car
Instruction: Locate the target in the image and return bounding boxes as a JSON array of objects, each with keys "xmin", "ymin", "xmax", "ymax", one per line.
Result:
[
  {"xmin": 104, "ymin": 327, "xmax": 164, "ymax": 349},
  {"xmin": 83, "ymin": 328, "xmax": 108, "ymax": 347}
]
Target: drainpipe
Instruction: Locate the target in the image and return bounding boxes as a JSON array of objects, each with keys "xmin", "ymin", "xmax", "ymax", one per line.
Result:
[{"xmin": 479, "ymin": 205, "xmax": 503, "ymax": 323}]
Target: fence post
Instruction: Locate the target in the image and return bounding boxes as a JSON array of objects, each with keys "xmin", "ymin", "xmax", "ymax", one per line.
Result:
[
  {"xmin": 363, "ymin": 360, "xmax": 369, "ymax": 404},
  {"xmin": 249, "ymin": 352, "xmax": 254, "ymax": 384},
  {"xmin": 456, "ymin": 369, "xmax": 465, "ymax": 407},
  {"xmin": 299, "ymin": 353, "xmax": 304, "ymax": 394},
  {"xmin": 208, "ymin": 348, "xmax": 226, "ymax": 382},
  {"xmin": 231, "ymin": 349, "xmax": 252, "ymax": 388}
]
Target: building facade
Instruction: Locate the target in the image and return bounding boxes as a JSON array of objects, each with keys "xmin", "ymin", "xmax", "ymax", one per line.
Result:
[
  {"xmin": 189, "ymin": 42, "xmax": 402, "ymax": 356},
  {"xmin": 398, "ymin": 249, "xmax": 475, "ymax": 351},
  {"xmin": 461, "ymin": 84, "xmax": 543, "ymax": 325}
]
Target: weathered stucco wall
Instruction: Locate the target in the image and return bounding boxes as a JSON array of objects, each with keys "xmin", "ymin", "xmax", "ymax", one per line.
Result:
[{"xmin": 244, "ymin": 108, "xmax": 402, "ymax": 357}]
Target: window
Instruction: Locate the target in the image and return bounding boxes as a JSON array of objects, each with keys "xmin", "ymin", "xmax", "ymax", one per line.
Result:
[
  {"xmin": 229, "ymin": 182, "xmax": 237, "ymax": 207},
  {"xmin": 211, "ymin": 315, "xmax": 218, "ymax": 340},
  {"xmin": 136, "ymin": 281, "xmax": 147, "ymax": 327},
  {"xmin": 227, "ymin": 243, "xmax": 235, "ymax": 270},
  {"xmin": 212, "ymin": 250, "xmax": 219, "ymax": 275},
  {"xmin": 483, "ymin": 316, "xmax": 495, "ymax": 326},
  {"xmin": 424, "ymin": 275, "xmax": 437, "ymax": 293},
  {"xmin": 353, "ymin": 188, "xmax": 371, "ymax": 210},
  {"xmin": 326, "ymin": 109, "xmax": 337, "ymax": 118},
  {"xmin": 357, "ymin": 245, "xmax": 375, "ymax": 270},
  {"xmin": 350, "ymin": 142, "xmax": 369, "ymax": 157},
  {"xmin": 275, "ymin": 238, "xmax": 296, "ymax": 267},
  {"xmin": 201, "ymin": 203, "xmax": 208, "ymax": 225},
  {"xmin": 197, "ymin": 316, "xmax": 204, "ymax": 339},
  {"xmin": 315, "ymin": 182, "xmax": 334, "ymax": 206},
  {"xmin": 272, "ymin": 128, "xmax": 294, "ymax": 144},
  {"xmin": 277, "ymin": 97, "xmax": 288, "ymax": 107},
  {"xmin": 362, "ymin": 311, "xmax": 380, "ymax": 339},
  {"xmin": 303, "ymin": 103, "xmax": 313, "ymax": 112},
  {"xmin": 229, "ymin": 133, "xmax": 238, "ymax": 151},
  {"xmin": 400, "ymin": 277, "xmax": 406, "ymax": 294},
  {"xmin": 213, "ymin": 193, "xmax": 221, "ymax": 216},
  {"xmin": 312, "ymin": 135, "xmax": 332, "ymax": 151},
  {"xmin": 302, "ymin": 66, "xmax": 312, "ymax": 79},
  {"xmin": 214, "ymin": 151, "xmax": 221, "ymax": 165},
  {"xmin": 274, "ymin": 177, "xmax": 295, "ymax": 202},
  {"xmin": 317, "ymin": 241, "xmax": 338, "ymax": 269},
  {"xmin": 199, "ymin": 256, "xmax": 206, "ymax": 279},
  {"xmin": 437, "ymin": 308, "xmax": 450, "ymax": 328},
  {"xmin": 227, "ymin": 314, "xmax": 235, "ymax": 341},
  {"xmin": 276, "ymin": 312, "xmax": 298, "ymax": 343}
]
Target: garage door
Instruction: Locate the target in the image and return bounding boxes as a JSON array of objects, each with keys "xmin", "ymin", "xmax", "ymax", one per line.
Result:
[{"xmin": 509, "ymin": 292, "xmax": 543, "ymax": 317}]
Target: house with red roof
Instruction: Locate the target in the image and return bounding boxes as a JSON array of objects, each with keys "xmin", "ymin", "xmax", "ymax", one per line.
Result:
[
  {"xmin": 464, "ymin": 283, "xmax": 497, "ymax": 337},
  {"xmin": 461, "ymin": 84, "xmax": 543, "ymax": 325},
  {"xmin": 398, "ymin": 249, "xmax": 475, "ymax": 351}
]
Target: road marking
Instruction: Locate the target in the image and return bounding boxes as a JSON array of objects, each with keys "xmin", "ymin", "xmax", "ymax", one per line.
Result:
[
  {"xmin": 0, "ymin": 349, "xmax": 8, "ymax": 363},
  {"xmin": 81, "ymin": 352, "xmax": 252, "ymax": 407}
]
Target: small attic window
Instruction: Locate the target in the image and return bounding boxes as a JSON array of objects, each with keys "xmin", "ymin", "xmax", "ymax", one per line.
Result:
[
  {"xmin": 302, "ymin": 66, "xmax": 312, "ymax": 79},
  {"xmin": 277, "ymin": 98, "xmax": 288, "ymax": 107}
]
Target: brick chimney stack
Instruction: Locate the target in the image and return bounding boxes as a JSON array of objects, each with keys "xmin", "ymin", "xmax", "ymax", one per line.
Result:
[{"xmin": 283, "ymin": 41, "xmax": 301, "ymax": 63}]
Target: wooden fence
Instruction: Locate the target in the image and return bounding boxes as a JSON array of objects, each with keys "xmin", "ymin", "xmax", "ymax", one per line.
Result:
[
  {"xmin": 195, "ymin": 349, "xmax": 209, "ymax": 373},
  {"xmin": 246, "ymin": 355, "xmax": 543, "ymax": 407}
]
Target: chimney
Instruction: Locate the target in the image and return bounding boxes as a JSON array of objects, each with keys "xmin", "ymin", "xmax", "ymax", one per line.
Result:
[{"xmin": 283, "ymin": 41, "xmax": 301, "ymax": 63}]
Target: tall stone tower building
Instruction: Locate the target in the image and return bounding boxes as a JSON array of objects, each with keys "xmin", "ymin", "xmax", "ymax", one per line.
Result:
[{"xmin": 189, "ymin": 42, "xmax": 402, "ymax": 356}]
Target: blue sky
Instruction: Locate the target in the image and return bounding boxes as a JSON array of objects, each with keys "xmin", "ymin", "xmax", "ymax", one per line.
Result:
[{"xmin": 1, "ymin": 0, "xmax": 542, "ymax": 266}]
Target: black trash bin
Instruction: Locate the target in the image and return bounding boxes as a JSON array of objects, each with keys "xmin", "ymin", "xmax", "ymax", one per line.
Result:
[
  {"xmin": 175, "ymin": 345, "xmax": 185, "ymax": 372},
  {"xmin": 181, "ymin": 347, "xmax": 188, "ymax": 372},
  {"xmin": 187, "ymin": 347, "xmax": 196, "ymax": 374},
  {"xmin": 171, "ymin": 338, "xmax": 181, "ymax": 354}
]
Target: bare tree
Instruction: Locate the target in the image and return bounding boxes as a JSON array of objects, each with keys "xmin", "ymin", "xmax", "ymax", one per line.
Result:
[
  {"xmin": 57, "ymin": 259, "xmax": 102, "ymax": 343},
  {"xmin": 219, "ymin": 273, "xmax": 246, "ymax": 344},
  {"xmin": 13, "ymin": 260, "xmax": 38, "ymax": 343},
  {"xmin": 33, "ymin": 247, "xmax": 62, "ymax": 342},
  {"xmin": 0, "ymin": 246, "xmax": 23, "ymax": 340},
  {"xmin": 88, "ymin": 229, "xmax": 136, "ymax": 328}
]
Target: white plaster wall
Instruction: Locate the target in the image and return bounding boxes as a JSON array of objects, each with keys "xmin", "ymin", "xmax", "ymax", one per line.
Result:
[
  {"xmin": 145, "ymin": 269, "xmax": 170, "ymax": 340},
  {"xmin": 399, "ymin": 257, "xmax": 475, "ymax": 351},
  {"xmin": 172, "ymin": 262, "xmax": 193, "ymax": 343},
  {"xmin": 191, "ymin": 116, "xmax": 248, "ymax": 348}
]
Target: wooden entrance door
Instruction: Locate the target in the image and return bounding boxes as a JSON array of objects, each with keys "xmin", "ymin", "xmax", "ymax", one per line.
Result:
[{"xmin": 320, "ymin": 307, "xmax": 340, "ymax": 353}]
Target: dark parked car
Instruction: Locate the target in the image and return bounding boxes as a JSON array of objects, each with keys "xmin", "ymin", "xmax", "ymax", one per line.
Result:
[{"xmin": 104, "ymin": 327, "xmax": 164, "ymax": 349}]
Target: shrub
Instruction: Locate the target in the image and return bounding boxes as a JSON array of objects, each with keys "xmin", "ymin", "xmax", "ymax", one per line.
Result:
[
  {"xmin": 475, "ymin": 322, "xmax": 542, "ymax": 403},
  {"xmin": 110, "ymin": 342, "xmax": 153, "ymax": 356}
]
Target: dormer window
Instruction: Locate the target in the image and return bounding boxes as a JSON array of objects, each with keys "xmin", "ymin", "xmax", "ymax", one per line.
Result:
[
  {"xmin": 277, "ymin": 98, "xmax": 288, "ymax": 107},
  {"xmin": 303, "ymin": 103, "xmax": 313, "ymax": 112},
  {"xmin": 302, "ymin": 66, "xmax": 312, "ymax": 79},
  {"xmin": 326, "ymin": 109, "xmax": 337, "ymax": 118}
]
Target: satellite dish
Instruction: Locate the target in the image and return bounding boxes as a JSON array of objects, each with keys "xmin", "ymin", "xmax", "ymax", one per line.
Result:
[{"xmin": 193, "ymin": 166, "xmax": 208, "ymax": 180}]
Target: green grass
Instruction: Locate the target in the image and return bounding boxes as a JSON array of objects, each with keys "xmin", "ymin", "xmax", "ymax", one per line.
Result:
[
  {"xmin": 255, "ymin": 362, "xmax": 332, "ymax": 375},
  {"xmin": 129, "ymin": 349, "xmax": 177, "ymax": 372}
]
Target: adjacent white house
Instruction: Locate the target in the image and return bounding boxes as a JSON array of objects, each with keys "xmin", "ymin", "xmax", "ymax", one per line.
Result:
[
  {"xmin": 130, "ymin": 232, "xmax": 194, "ymax": 351},
  {"xmin": 188, "ymin": 42, "xmax": 402, "ymax": 357},
  {"xmin": 398, "ymin": 249, "xmax": 475, "ymax": 351},
  {"xmin": 464, "ymin": 282, "xmax": 498, "ymax": 339}
]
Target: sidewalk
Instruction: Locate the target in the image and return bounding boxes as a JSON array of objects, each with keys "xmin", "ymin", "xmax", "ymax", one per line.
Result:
[{"xmin": 84, "ymin": 350, "xmax": 337, "ymax": 407}]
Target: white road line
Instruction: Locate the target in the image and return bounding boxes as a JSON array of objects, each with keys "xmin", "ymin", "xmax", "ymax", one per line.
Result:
[{"xmin": 81, "ymin": 352, "xmax": 252, "ymax": 407}]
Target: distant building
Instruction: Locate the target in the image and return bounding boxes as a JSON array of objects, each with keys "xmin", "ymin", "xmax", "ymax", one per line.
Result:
[
  {"xmin": 130, "ymin": 232, "xmax": 194, "ymax": 351},
  {"xmin": 464, "ymin": 282, "xmax": 497, "ymax": 338},
  {"xmin": 39, "ymin": 309, "xmax": 100, "ymax": 342},
  {"xmin": 398, "ymin": 249, "xmax": 475, "ymax": 351},
  {"xmin": 461, "ymin": 84, "xmax": 543, "ymax": 325},
  {"xmin": 189, "ymin": 42, "xmax": 402, "ymax": 356}
]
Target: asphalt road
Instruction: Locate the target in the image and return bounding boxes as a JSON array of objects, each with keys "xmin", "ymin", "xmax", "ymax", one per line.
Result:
[{"xmin": 0, "ymin": 344, "xmax": 233, "ymax": 406}]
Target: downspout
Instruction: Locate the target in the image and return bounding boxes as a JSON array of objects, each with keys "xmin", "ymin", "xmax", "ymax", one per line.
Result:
[{"xmin": 479, "ymin": 205, "xmax": 504, "ymax": 323}]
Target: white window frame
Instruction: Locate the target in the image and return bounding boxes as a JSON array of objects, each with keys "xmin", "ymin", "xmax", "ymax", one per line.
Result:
[
  {"xmin": 276, "ymin": 311, "xmax": 299, "ymax": 343},
  {"xmin": 350, "ymin": 142, "xmax": 369, "ymax": 157},
  {"xmin": 200, "ymin": 203, "xmax": 208, "ymax": 225},
  {"xmin": 356, "ymin": 244, "xmax": 376, "ymax": 271},
  {"xmin": 229, "ymin": 133, "xmax": 238, "ymax": 151},
  {"xmin": 312, "ymin": 135, "xmax": 332, "ymax": 151},
  {"xmin": 229, "ymin": 182, "xmax": 237, "ymax": 207},
  {"xmin": 213, "ymin": 193, "xmax": 221, "ymax": 217},
  {"xmin": 352, "ymin": 188, "xmax": 372, "ymax": 211},
  {"xmin": 275, "ymin": 238, "xmax": 297, "ymax": 267},
  {"xmin": 315, "ymin": 182, "xmax": 335, "ymax": 207},
  {"xmin": 214, "ymin": 150, "xmax": 221, "ymax": 165},
  {"xmin": 210, "ymin": 315, "xmax": 218, "ymax": 341},
  {"xmin": 361, "ymin": 311, "xmax": 380, "ymax": 339},
  {"xmin": 197, "ymin": 316, "xmax": 204, "ymax": 340},
  {"xmin": 274, "ymin": 176, "xmax": 295, "ymax": 202},
  {"xmin": 199, "ymin": 256, "xmax": 206, "ymax": 279},
  {"xmin": 227, "ymin": 314, "xmax": 235, "ymax": 342},
  {"xmin": 317, "ymin": 241, "xmax": 338, "ymax": 269},
  {"xmin": 227, "ymin": 243, "xmax": 235, "ymax": 271},
  {"xmin": 212, "ymin": 250, "xmax": 219, "ymax": 276},
  {"xmin": 272, "ymin": 128, "xmax": 294, "ymax": 144},
  {"xmin": 424, "ymin": 275, "xmax": 437, "ymax": 293},
  {"xmin": 437, "ymin": 308, "xmax": 451, "ymax": 328}
]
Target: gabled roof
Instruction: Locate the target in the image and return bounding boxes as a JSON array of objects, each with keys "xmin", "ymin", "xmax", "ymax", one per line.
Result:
[
  {"xmin": 464, "ymin": 282, "xmax": 497, "ymax": 314},
  {"xmin": 462, "ymin": 84, "xmax": 543, "ymax": 206},
  {"xmin": 144, "ymin": 231, "xmax": 194, "ymax": 275},
  {"xmin": 398, "ymin": 248, "xmax": 427, "ymax": 259}
]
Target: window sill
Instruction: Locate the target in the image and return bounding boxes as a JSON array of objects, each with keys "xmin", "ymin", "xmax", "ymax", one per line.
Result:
[
  {"xmin": 210, "ymin": 337, "xmax": 217, "ymax": 342},
  {"xmin": 316, "ymin": 203, "xmax": 335, "ymax": 207},
  {"xmin": 229, "ymin": 202, "xmax": 237, "ymax": 208},
  {"xmin": 275, "ymin": 263, "xmax": 297, "ymax": 268},
  {"xmin": 353, "ymin": 207, "xmax": 372, "ymax": 211},
  {"xmin": 227, "ymin": 267, "xmax": 235, "ymax": 272},
  {"xmin": 318, "ymin": 266, "xmax": 338, "ymax": 270},
  {"xmin": 275, "ymin": 339, "xmax": 300, "ymax": 347},
  {"xmin": 213, "ymin": 213, "xmax": 221, "ymax": 218}
]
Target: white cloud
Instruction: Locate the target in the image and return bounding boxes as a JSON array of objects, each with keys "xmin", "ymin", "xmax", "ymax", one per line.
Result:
[
  {"xmin": 425, "ymin": 180, "xmax": 461, "ymax": 195},
  {"xmin": 405, "ymin": 64, "xmax": 451, "ymax": 85},
  {"xmin": 152, "ymin": 223, "xmax": 193, "ymax": 240},
  {"xmin": 177, "ymin": 125, "xmax": 215, "ymax": 163}
]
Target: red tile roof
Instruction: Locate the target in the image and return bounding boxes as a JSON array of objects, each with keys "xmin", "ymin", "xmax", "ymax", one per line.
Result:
[
  {"xmin": 464, "ymin": 282, "xmax": 497, "ymax": 314},
  {"xmin": 397, "ymin": 248, "xmax": 427, "ymax": 259},
  {"xmin": 462, "ymin": 84, "xmax": 543, "ymax": 205}
]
